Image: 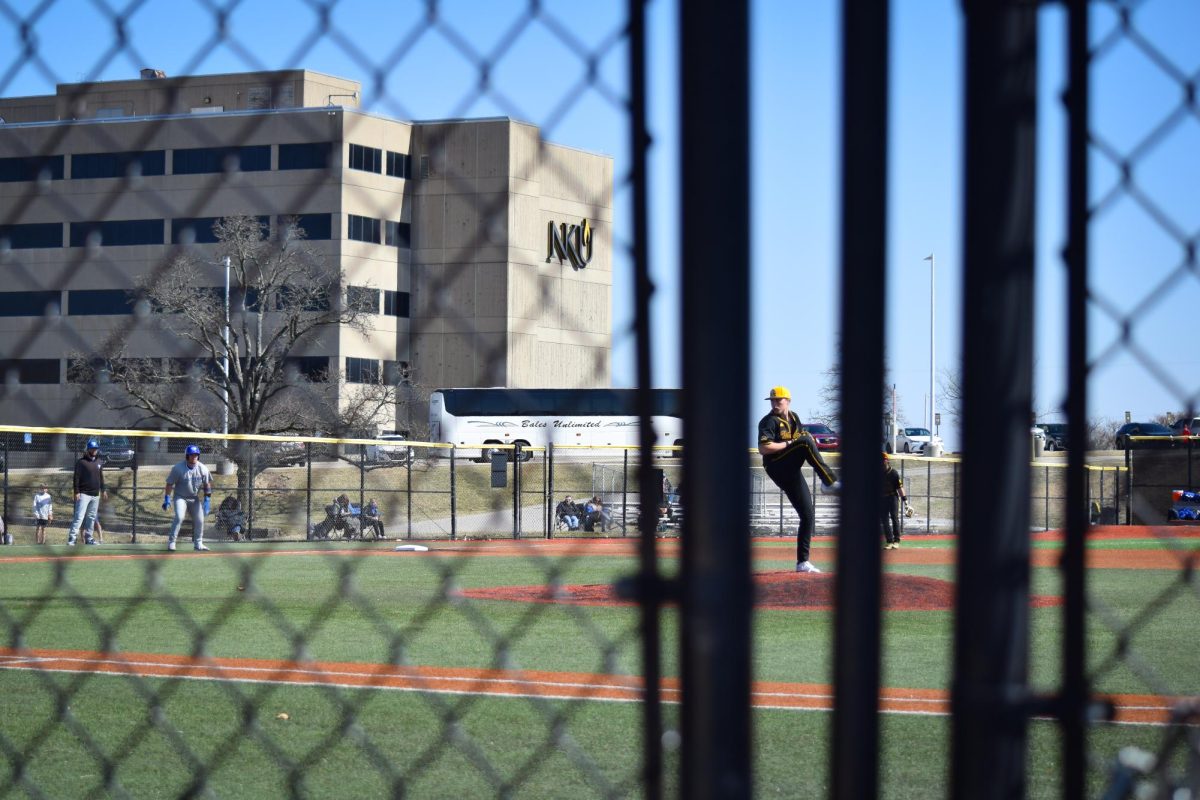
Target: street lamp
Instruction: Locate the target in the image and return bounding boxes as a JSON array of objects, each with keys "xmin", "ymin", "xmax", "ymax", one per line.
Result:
[{"xmin": 924, "ymin": 254, "xmax": 936, "ymax": 440}]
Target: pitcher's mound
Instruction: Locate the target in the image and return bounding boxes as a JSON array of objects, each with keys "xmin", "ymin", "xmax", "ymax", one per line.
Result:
[{"xmin": 458, "ymin": 572, "xmax": 1061, "ymax": 611}]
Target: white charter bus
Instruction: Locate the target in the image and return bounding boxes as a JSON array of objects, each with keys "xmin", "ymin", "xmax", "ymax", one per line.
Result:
[{"xmin": 428, "ymin": 388, "xmax": 683, "ymax": 458}]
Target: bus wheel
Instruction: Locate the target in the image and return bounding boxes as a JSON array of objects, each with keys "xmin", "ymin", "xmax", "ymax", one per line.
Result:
[
  {"xmin": 479, "ymin": 442, "xmax": 502, "ymax": 463},
  {"xmin": 514, "ymin": 440, "xmax": 533, "ymax": 462}
]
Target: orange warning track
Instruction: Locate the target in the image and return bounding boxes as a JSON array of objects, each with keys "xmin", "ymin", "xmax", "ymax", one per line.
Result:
[{"xmin": 0, "ymin": 647, "xmax": 1184, "ymax": 726}]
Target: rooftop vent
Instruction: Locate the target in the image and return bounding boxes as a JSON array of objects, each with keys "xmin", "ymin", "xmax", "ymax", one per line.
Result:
[{"xmin": 140, "ymin": 68, "xmax": 167, "ymax": 80}]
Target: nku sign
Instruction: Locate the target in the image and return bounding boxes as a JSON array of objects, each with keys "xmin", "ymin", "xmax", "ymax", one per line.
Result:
[{"xmin": 546, "ymin": 218, "xmax": 594, "ymax": 269}]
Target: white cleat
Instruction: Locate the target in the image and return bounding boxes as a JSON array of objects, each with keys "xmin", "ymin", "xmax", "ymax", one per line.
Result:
[
  {"xmin": 167, "ymin": 540, "xmax": 176, "ymax": 552},
  {"xmin": 193, "ymin": 543, "xmax": 210, "ymax": 552},
  {"xmin": 796, "ymin": 560, "xmax": 822, "ymax": 574}
]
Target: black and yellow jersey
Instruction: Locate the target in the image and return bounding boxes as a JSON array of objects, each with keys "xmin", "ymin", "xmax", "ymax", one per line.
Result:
[
  {"xmin": 758, "ymin": 410, "xmax": 805, "ymax": 464},
  {"xmin": 883, "ymin": 467, "xmax": 904, "ymax": 497}
]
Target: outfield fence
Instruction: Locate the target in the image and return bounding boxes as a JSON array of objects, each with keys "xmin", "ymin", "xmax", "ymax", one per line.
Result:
[{"xmin": 0, "ymin": 426, "xmax": 1140, "ymax": 545}]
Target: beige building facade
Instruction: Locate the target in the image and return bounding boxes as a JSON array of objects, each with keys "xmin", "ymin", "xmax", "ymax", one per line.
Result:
[{"xmin": 0, "ymin": 69, "xmax": 613, "ymax": 432}]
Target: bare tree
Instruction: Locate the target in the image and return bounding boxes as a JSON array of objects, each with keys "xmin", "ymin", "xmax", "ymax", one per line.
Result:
[
  {"xmin": 810, "ymin": 360, "xmax": 901, "ymax": 436},
  {"xmin": 72, "ymin": 215, "xmax": 402, "ymax": 486}
]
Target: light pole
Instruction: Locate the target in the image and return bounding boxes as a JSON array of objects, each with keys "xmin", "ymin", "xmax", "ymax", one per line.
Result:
[{"xmin": 924, "ymin": 253, "xmax": 936, "ymax": 439}]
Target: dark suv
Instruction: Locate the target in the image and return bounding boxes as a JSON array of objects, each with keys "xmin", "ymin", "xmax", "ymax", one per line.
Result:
[
  {"xmin": 1036, "ymin": 423, "xmax": 1069, "ymax": 451},
  {"xmin": 96, "ymin": 436, "xmax": 136, "ymax": 469},
  {"xmin": 1114, "ymin": 422, "xmax": 1174, "ymax": 450}
]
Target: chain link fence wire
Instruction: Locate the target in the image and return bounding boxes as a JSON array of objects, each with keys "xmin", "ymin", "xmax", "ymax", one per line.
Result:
[
  {"xmin": 0, "ymin": 1, "xmax": 667, "ymax": 796},
  {"xmin": 1080, "ymin": 2, "xmax": 1200, "ymax": 795}
]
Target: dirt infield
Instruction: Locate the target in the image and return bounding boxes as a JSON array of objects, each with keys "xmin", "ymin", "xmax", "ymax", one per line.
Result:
[{"xmin": 457, "ymin": 572, "xmax": 1063, "ymax": 612}]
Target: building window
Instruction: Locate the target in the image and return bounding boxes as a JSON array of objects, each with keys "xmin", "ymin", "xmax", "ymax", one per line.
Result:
[
  {"xmin": 345, "ymin": 357, "xmax": 380, "ymax": 384},
  {"xmin": 349, "ymin": 144, "xmax": 382, "ymax": 173},
  {"xmin": 173, "ymin": 145, "xmax": 271, "ymax": 175},
  {"xmin": 71, "ymin": 150, "xmax": 166, "ymax": 179},
  {"xmin": 386, "ymin": 151, "xmax": 410, "ymax": 179},
  {"xmin": 347, "ymin": 286, "xmax": 380, "ymax": 314},
  {"xmin": 384, "ymin": 220, "xmax": 411, "ymax": 248},
  {"xmin": 172, "ymin": 216, "xmax": 270, "ymax": 245},
  {"xmin": 347, "ymin": 214, "xmax": 381, "ymax": 244},
  {"xmin": 0, "ymin": 291, "xmax": 60, "ymax": 316},
  {"xmin": 383, "ymin": 290, "xmax": 410, "ymax": 318},
  {"xmin": 278, "ymin": 142, "xmax": 332, "ymax": 171},
  {"xmin": 0, "ymin": 223, "xmax": 63, "ymax": 249},
  {"xmin": 0, "ymin": 359, "xmax": 59, "ymax": 384},
  {"xmin": 286, "ymin": 357, "xmax": 329, "ymax": 383},
  {"xmin": 0, "ymin": 155, "xmax": 64, "ymax": 183},
  {"xmin": 69, "ymin": 219, "xmax": 164, "ymax": 247},
  {"xmin": 67, "ymin": 289, "xmax": 139, "ymax": 315},
  {"xmin": 278, "ymin": 214, "xmax": 332, "ymax": 241},
  {"xmin": 383, "ymin": 360, "xmax": 411, "ymax": 385}
]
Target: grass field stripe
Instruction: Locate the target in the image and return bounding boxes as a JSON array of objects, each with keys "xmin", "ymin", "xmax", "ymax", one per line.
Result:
[{"xmin": 0, "ymin": 647, "xmax": 1185, "ymax": 726}]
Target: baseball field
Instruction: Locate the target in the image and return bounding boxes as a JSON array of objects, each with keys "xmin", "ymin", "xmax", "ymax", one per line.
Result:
[{"xmin": 0, "ymin": 526, "xmax": 1195, "ymax": 798}]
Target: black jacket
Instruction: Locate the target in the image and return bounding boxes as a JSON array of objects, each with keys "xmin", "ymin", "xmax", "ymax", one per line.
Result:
[{"xmin": 73, "ymin": 454, "xmax": 105, "ymax": 496}]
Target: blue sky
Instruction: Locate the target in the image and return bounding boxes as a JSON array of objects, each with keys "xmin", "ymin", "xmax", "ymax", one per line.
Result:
[{"xmin": 3, "ymin": 0, "xmax": 1196, "ymax": 448}]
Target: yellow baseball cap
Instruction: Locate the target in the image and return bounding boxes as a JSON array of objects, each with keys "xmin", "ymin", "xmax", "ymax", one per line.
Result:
[{"xmin": 765, "ymin": 386, "xmax": 791, "ymax": 401}]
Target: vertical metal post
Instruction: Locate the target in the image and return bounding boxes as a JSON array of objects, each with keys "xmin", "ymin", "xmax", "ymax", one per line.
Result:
[
  {"xmin": 833, "ymin": 1, "xmax": 889, "ymax": 797},
  {"xmin": 926, "ymin": 459, "xmax": 932, "ymax": 533},
  {"xmin": 621, "ymin": 448, "xmax": 629, "ymax": 536},
  {"xmin": 547, "ymin": 444, "xmax": 555, "ymax": 539},
  {"xmin": 1124, "ymin": 447, "xmax": 1132, "ymax": 524},
  {"xmin": 131, "ymin": 463, "xmax": 138, "ymax": 542},
  {"xmin": 952, "ymin": 4, "xmax": 1038, "ymax": 799},
  {"xmin": 450, "ymin": 446, "xmax": 457, "ymax": 541},
  {"xmin": 679, "ymin": 1, "xmax": 752, "ymax": 796},
  {"xmin": 406, "ymin": 447, "xmax": 413, "ymax": 540},
  {"xmin": 248, "ymin": 446, "xmax": 256, "ymax": 540},
  {"xmin": 1062, "ymin": 3, "xmax": 1091, "ymax": 794},
  {"xmin": 513, "ymin": 445, "xmax": 521, "ymax": 539},
  {"xmin": 306, "ymin": 442, "xmax": 312, "ymax": 540},
  {"xmin": 359, "ymin": 444, "xmax": 366, "ymax": 517}
]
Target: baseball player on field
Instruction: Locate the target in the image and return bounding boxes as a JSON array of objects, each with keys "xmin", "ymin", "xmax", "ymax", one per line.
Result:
[
  {"xmin": 163, "ymin": 444, "xmax": 214, "ymax": 552},
  {"xmin": 757, "ymin": 386, "xmax": 841, "ymax": 573}
]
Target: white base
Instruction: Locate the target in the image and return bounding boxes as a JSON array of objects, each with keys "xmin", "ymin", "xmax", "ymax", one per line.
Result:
[{"xmin": 394, "ymin": 544, "xmax": 429, "ymax": 552}]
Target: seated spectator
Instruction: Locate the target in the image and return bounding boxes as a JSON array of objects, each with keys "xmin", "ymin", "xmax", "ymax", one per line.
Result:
[
  {"xmin": 217, "ymin": 495, "xmax": 246, "ymax": 541},
  {"xmin": 555, "ymin": 496, "xmax": 581, "ymax": 531},
  {"xmin": 331, "ymin": 494, "xmax": 362, "ymax": 538},
  {"xmin": 584, "ymin": 495, "xmax": 611, "ymax": 532},
  {"xmin": 363, "ymin": 498, "xmax": 385, "ymax": 539}
]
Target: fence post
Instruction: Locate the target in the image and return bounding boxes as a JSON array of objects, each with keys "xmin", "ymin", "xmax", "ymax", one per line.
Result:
[
  {"xmin": 622, "ymin": 448, "xmax": 629, "ymax": 536},
  {"xmin": 1044, "ymin": 465, "xmax": 1050, "ymax": 530},
  {"xmin": 512, "ymin": 445, "xmax": 521, "ymax": 539},
  {"xmin": 925, "ymin": 458, "xmax": 932, "ymax": 533},
  {"xmin": 1124, "ymin": 446, "xmax": 1132, "ymax": 524},
  {"xmin": 547, "ymin": 444, "xmax": 555, "ymax": 539},
  {"xmin": 450, "ymin": 446, "xmax": 457, "ymax": 541},
  {"xmin": 306, "ymin": 442, "xmax": 312, "ymax": 540},
  {"xmin": 248, "ymin": 446, "xmax": 256, "ymax": 540},
  {"xmin": 952, "ymin": 3, "xmax": 1038, "ymax": 798},
  {"xmin": 131, "ymin": 461, "xmax": 138, "ymax": 542},
  {"xmin": 359, "ymin": 443, "xmax": 366, "ymax": 516},
  {"xmin": 406, "ymin": 446, "xmax": 412, "ymax": 540}
]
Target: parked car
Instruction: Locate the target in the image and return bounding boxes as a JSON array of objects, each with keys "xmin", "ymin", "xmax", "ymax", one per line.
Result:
[
  {"xmin": 264, "ymin": 435, "xmax": 307, "ymax": 466},
  {"xmin": 1036, "ymin": 423, "xmax": 1068, "ymax": 451},
  {"xmin": 96, "ymin": 435, "xmax": 136, "ymax": 469},
  {"xmin": 1169, "ymin": 417, "xmax": 1200, "ymax": 437},
  {"xmin": 369, "ymin": 434, "xmax": 413, "ymax": 465},
  {"xmin": 895, "ymin": 427, "xmax": 935, "ymax": 453},
  {"xmin": 1114, "ymin": 422, "xmax": 1174, "ymax": 450},
  {"xmin": 802, "ymin": 423, "xmax": 840, "ymax": 451}
]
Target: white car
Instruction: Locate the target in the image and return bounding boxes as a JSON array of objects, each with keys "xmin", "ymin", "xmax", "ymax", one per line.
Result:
[
  {"xmin": 895, "ymin": 427, "xmax": 936, "ymax": 454},
  {"xmin": 369, "ymin": 434, "xmax": 413, "ymax": 465}
]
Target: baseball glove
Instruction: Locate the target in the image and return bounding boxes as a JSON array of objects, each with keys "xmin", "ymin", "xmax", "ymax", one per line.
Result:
[{"xmin": 903, "ymin": 502, "xmax": 915, "ymax": 518}]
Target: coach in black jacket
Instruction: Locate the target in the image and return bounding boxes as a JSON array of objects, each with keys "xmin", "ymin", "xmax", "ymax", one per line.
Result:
[{"xmin": 66, "ymin": 439, "xmax": 107, "ymax": 546}]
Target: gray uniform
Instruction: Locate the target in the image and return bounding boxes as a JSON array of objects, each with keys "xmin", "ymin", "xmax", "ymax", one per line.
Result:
[{"xmin": 166, "ymin": 460, "xmax": 212, "ymax": 546}]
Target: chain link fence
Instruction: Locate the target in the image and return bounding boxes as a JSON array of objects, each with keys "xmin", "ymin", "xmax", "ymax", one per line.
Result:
[{"xmin": 1081, "ymin": 3, "xmax": 1200, "ymax": 796}]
